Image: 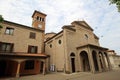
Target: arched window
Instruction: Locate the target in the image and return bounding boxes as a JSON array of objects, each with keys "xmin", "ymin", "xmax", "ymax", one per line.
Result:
[{"xmin": 70, "ymin": 53, "xmax": 75, "ymax": 57}]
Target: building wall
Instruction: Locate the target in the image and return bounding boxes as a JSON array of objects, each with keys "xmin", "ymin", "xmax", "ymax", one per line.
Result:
[
  {"xmin": 45, "ymin": 32, "xmax": 65, "ymax": 72},
  {"xmin": 0, "ymin": 22, "xmax": 43, "ymax": 53},
  {"xmin": 0, "ymin": 21, "xmax": 44, "ymax": 76},
  {"xmin": 108, "ymin": 50, "xmax": 120, "ymax": 69},
  {"xmin": 20, "ymin": 60, "xmax": 40, "ymax": 75}
]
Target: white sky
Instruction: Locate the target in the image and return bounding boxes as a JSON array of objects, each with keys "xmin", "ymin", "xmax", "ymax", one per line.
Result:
[{"xmin": 0, "ymin": 0, "xmax": 120, "ymax": 54}]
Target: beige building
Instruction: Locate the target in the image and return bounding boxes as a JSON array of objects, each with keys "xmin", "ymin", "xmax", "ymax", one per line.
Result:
[
  {"xmin": 45, "ymin": 21, "xmax": 111, "ymax": 73},
  {"xmin": 108, "ymin": 50, "xmax": 120, "ymax": 69},
  {"xmin": 0, "ymin": 10, "xmax": 48, "ymax": 77}
]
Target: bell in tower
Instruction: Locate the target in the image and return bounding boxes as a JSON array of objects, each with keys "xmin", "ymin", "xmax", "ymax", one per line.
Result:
[{"xmin": 32, "ymin": 10, "xmax": 47, "ymax": 31}]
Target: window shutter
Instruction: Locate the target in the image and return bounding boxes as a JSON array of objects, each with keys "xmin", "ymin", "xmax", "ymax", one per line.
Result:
[
  {"xmin": 35, "ymin": 46, "xmax": 38, "ymax": 53},
  {"xmin": 28, "ymin": 46, "xmax": 31, "ymax": 53},
  {"xmin": 10, "ymin": 43, "xmax": 14, "ymax": 52}
]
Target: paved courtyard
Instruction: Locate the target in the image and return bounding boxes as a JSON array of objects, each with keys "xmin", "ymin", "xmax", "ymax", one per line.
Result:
[{"xmin": 1, "ymin": 69, "xmax": 120, "ymax": 80}]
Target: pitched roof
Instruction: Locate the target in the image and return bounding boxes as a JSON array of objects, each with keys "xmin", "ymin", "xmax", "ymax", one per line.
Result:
[
  {"xmin": 45, "ymin": 30, "xmax": 63, "ymax": 43},
  {"xmin": 32, "ymin": 10, "xmax": 47, "ymax": 17},
  {"xmin": 62, "ymin": 25, "xmax": 76, "ymax": 31},
  {"xmin": 3, "ymin": 20, "xmax": 44, "ymax": 32},
  {"xmin": 71, "ymin": 21, "xmax": 93, "ymax": 31},
  {"xmin": 77, "ymin": 44, "xmax": 108, "ymax": 50}
]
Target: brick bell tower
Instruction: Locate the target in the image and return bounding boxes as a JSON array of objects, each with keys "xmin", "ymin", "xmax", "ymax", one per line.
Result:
[
  {"xmin": 32, "ymin": 10, "xmax": 47, "ymax": 53},
  {"xmin": 32, "ymin": 10, "xmax": 47, "ymax": 31}
]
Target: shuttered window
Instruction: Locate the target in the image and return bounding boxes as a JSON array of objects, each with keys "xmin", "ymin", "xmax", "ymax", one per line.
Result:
[
  {"xmin": 5, "ymin": 27, "xmax": 14, "ymax": 35},
  {"xmin": 28, "ymin": 45, "xmax": 38, "ymax": 53},
  {"xmin": 0, "ymin": 42, "xmax": 14, "ymax": 53},
  {"xmin": 29, "ymin": 32, "xmax": 36, "ymax": 39}
]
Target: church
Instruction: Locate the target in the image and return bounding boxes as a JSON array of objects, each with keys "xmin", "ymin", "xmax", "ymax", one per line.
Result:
[
  {"xmin": 45, "ymin": 20, "xmax": 111, "ymax": 73},
  {"xmin": 0, "ymin": 10, "xmax": 111, "ymax": 78}
]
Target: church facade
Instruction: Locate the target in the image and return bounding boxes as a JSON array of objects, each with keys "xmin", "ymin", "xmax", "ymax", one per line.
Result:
[{"xmin": 45, "ymin": 21, "xmax": 111, "ymax": 73}]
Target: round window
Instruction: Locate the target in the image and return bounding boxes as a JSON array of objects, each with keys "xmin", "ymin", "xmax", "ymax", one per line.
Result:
[
  {"xmin": 58, "ymin": 40, "xmax": 62, "ymax": 44},
  {"xmin": 50, "ymin": 44, "xmax": 52, "ymax": 48}
]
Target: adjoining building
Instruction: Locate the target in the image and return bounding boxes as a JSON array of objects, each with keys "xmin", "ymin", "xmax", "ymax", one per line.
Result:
[
  {"xmin": 0, "ymin": 10, "xmax": 49, "ymax": 77},
  {"xmin": 108, "ymin": 50, "xmax": 120, "ymax": 69},
  {"xmin": 45, "ymin": 21, "xmax": 111, "ymax": 73}
]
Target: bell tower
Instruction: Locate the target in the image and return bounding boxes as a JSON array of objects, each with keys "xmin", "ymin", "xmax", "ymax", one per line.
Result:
[{"xmin": 32, "ymin": 10, "xmax": 47, "ymax": 31}]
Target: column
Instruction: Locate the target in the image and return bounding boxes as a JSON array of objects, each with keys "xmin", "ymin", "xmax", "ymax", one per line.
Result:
[
  {"xmin": 103, "ymin": 53, "xmax": 108, "ymax": 71},
  {"xmin": 102, "ymin": 53, "xmax": 107, "ymax": 71},
  {"xmin": 90, "ymin": 54, "xmax": 95, "ymax": 73},
  {"xmin": 88, "ymin": 48, "xmax": 95, "ymax": 73},
  {"xmin": 105, "ymin": 53, "xmax": 112, "ymax": 70},
  {"xmin": 16, "ymin": 62, "xmax": 21, "ymax": 77},
  {"xmin": 43, "ymin": 62, "xmax": 46, "ymax": 75},
  {"xmin": 97, "ymin": 53, "xmax": 102, "ymax": 72}
]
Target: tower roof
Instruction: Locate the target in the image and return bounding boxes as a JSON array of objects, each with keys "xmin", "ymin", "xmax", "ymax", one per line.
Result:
[{"xmin": 32, "ymin": 10, "xmax": 47, "ymax": 18}]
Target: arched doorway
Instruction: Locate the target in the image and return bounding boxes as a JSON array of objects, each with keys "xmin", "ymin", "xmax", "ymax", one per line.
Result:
[
  {"xmin": 70, "ymin": 53, "xmax": 75, "ymax": 73},
  {"xmin": 80, "ymin": 51, "xmax": 90, "ymax": 72},
  {"xmin": 92, "ymin": 51, "xmax": 99, "ymax": 71}
]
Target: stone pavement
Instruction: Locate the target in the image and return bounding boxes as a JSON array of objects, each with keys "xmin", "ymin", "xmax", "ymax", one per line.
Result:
[{"xmin": 1, "ymin": 69, "xmax": 120, "ymax": 80}]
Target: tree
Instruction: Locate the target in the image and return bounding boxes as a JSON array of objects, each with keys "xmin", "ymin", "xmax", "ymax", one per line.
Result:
[
  {"xmin": 0, "ymin": 15, "xmax": 4, "ymax": 28},
  {"xmin": 109, "ymin": 0, "xmax": 120, "ymax": 12}
]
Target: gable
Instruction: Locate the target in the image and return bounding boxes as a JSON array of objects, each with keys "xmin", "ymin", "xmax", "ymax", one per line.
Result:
[{"xmin": 71, "ymin": 21, "xmax": 93, "ymax": 31}]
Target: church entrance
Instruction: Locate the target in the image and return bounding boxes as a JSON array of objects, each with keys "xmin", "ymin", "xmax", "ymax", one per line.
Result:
[
  {"xmin": 80, "ymin": 51, "xmax": 90, "ymax": 72},
  {"xmin": 92, "ymin": 51, "xmax": 99, "ymax": 71},
  {"xmin": 70, "ymin": 53, "xmax": 75, "ymax": 73}
]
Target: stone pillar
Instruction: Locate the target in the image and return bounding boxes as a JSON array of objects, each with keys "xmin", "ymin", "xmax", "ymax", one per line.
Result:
[
  {"xmin": 16, "ymin": 62, "xmax": 21, "ymax": 77},
  {"xmin": 105, "ymin": 53, "xmax": 112, "ymax": 70},
  {"xmin": 90, "ymin": 54, "xmax": 95, "ymax": 73},
  {"xmin": 103, "ymin": 53, "xmax": 108, "ymax": 71},
  {"xmin": 99, "ymin": 53, "xmax": 106, "ymax": 71},
  {"xmin": 43, "ymin": 62, "xmax": 46, "ymax": 75},
  {"xmin": 102, "ymin": 53, "xmax": 107, "ymax": 71},
  {"xmin": 97, "ymin": 53, "xmax": 102, "ymax": 72},
  {"xmin": 88, "ymin": 48, "xmax": 95, "ymax": 73}
]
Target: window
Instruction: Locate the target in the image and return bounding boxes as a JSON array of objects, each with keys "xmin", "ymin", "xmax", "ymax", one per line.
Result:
[
  {"xmin": 5, "ymin": 27, "xmax": 14, "ymax": 35},
  {"xmin": 30, "ymin": 32, "xmax": 36, "ymax": 39},
  {"xmin": 36, "ymin": 16, "xmax": 39, "ymax": 20},
  {"xmin": 0, "ymin": 42, "xmax": 14, "ymax": 52},
  {"xmin": 42, "ymin": 18, "xmax": 44, "ymax": 22},
  {"xmin": 85, "ymin": 34, "xmax": 88, "ymax": 39},
  {"xmin": 28, "ymin": 45, "xmax": 38, "ymax": 53},
  {"xmin": 39, "ymin": 17, "xmax": 42, "ymax": 21},
  {"xmin": 24, "ymin": 60, "xmax": 34, "ymax": 70},
  {"xmin": 58, "ymin": 40, "xmax": 62, "ymax": 44},
  {"xmin": 50, "ymin": 44, "xmax": 52, "ymax": 48}
]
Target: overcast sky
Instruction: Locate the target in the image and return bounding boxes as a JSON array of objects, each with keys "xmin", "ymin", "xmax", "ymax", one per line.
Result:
[{"xmin": 0, "ymin": 0, "xmax": 120, "ymax": 54}]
